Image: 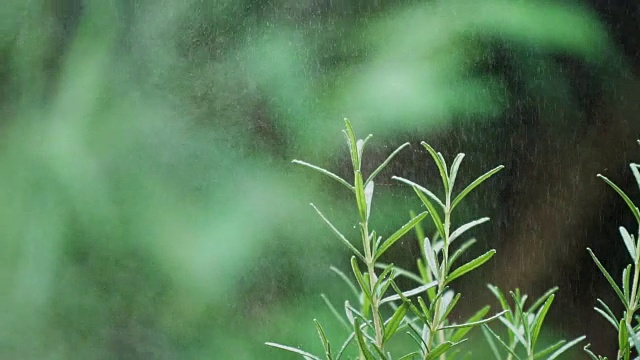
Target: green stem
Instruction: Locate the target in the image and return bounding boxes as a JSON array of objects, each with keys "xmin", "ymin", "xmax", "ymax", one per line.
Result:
[
  {"xmin": 426, "ymin": 192, "xmax": 452, "ymax": 360},
  {"xmin": 363, "ymin": 220, "xmax": 385, "ymax": 351},
  {"xmin": 622, "ymin": 236, "xmax": 640, "ymax": 360}
]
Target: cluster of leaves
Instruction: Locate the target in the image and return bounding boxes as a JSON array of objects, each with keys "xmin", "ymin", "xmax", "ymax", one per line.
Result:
[
  {"xmin": 584, "ymin": 150, "xmax": 640, "ymax": 360},
  {"xmin": 482, "ymin": 286, "xmax": 585, "ymax": 359},
  {"xmin": 266, "ymin": 120, "xmax": 584, "ymax": 359}
]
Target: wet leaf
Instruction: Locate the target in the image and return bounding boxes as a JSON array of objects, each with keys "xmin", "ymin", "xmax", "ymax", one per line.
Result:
[
  {"xmin": 313, "ymin": 319, "xmax": 333, "ymax": 359},
  {"xmin": 343, "ymin": 118, "xmax": 361, "ymax": 172},
  {"xmin": 530, "ymin": 294, "xmax": 554, "ymax": 348},
  {"xmin": 383, "ymin": 303, "xmax": 408, "ymax": 343},
  {"xmin": 619, "ymin": 226, "xmax": 637, "ymax": 263},
  {"xmin": 449, "ymin": 217, "xmax": 489, "ymax": 244},
  {"xmin": 376, "ymin": 211, "xmax": 429, "ymax": 260},
  {"xmin": 448, "ymin": 153, "xmax": 465, "ymax": 193},
  {"xmin": 421, "ymin": 142, "xmax": 449, "ymax": 196},
  {"xmin": 587, "ymin": 248, "xmax": 628, "ymax": 308},
  {"xmin": 393, "ymin": 176, "xmax": 445, "ymax": 209},
  {"xmin": 412, "ymin": 186, "xmax": 446, "ymax": 241},
  {"xmin": 546, "ymin": 336, "xmax": 586, "ymax": 360},
  {"xmin": 446, "ymin": 250, "xmax": 496, "ymax": 284},
  {"xmin": 292, "ymin": 159, "xmax": 354, "ymax": 191},
  {"xmin": 311, "ymin": 203, "xmax": 364, "ymax": 261},
  {"xmin": 451, "ymin": 165, "xmax": 504, "ymax": 211},
  {"xmin": 598, "ymin": 174, "xmax": 640, "ymax": 225},
  {"xmin": 366, "ymin": 142, "xmax": 411, "ymax": 186},
  {"xmin": 265, "ymin": 342, "xmax": 322, "ymax": 360},
  {"xmin": 423, "ymin": 237, "xmax": 440, "ymax": 281}
]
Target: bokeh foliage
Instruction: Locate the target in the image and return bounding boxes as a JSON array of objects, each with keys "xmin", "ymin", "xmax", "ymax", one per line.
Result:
[{"xmin": 0, "ymin": 0, "xmax": 621, "ymax": 358}]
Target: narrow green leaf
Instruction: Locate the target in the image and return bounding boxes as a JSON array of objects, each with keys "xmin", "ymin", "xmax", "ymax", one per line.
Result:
[
  {"xmin": 292, "ymin": 159, "xmax": 354, "ymax": 191},
  {"xmin": 359, "ymin": 134, "xmax": 374, "ymax": 160},
  {"xmin": 526, "ymin": 287, "xmax": 558, "ymax": 314},
  {"xmin": 351, "ymin": 257, "xmax": 372, "ymax": 303},
  {"xmin": 403, "ymin": 299, "xmax": 431, "ymax": 328},
  {"xmin": 446, "ymin": 250, "xmax": 496, "ymax": 284},
  {"xmin": 361, "ymin": 272, "xmax": 372, "ymax": 317},
  {"xmin": 373, "ymin": 263, "xmax": 395, "ymax": 296},
  {"xmin": 582, "ymin": 344, "xmax": 602, "ymax": 360},
  {"xmin": 487, "ymin": 284, "xmax": 514, "ymax": 323},
  {"xmin": 423, "ymin": 237, "xmax": 440, "ymax": 281},
  {"xmin": 265, "ymin": 342, "xmax": 322, "ymax": 360},
  {"xmin": 376, "ymin": 211, "xmax": 429, "ymax": 260},
  {"xmin": 392, "ymin": 176, "xmax": 445, "ymax": 209},
  {"xmin": 449, "ymin": 217, "xmax": 490, "ymax": 244},
  {"xmin": 597, "ymin": 174, "xmax": 640, "ymax": 225},
  {"xmin": 375, "ymin": 263, "xmax": 424, "ymax": 285},
  {"xmin": 344, "ymin": 302, "xmax": 373, "ymax": 331},
  {"xmin": 421, "ymin": 142, "xmax": 450, "ymax": 196},
  {"xmin": 364, "ymin": 181, "xmax": 374, "ymax": 220},
  {"xmin": 619, "ymin": 317, "xmax": 628, "ymax": 354},
  {"xmin": 366, "ymin": 142, "xmax": 411, "ymax": 186},
  {"xmin": 630, "ymin": 163, "xmax": 640, "ymax": 197},
  {"xmin": 412, "ymin": 186, "xmax": 446, "ymax": 241},
  {"xmin": 421, "ymin": 323, "xmax": 430, "ymax": 350},
  {"xmin": 593, "ymin": 304, "xmax": 620, "ymax": 331},
  {"xmin": 336, "ymin": 332, "xmax": 356, "ymax": 360},
  {"xmin": 449, "ymin": 238, "xmax": 477, "ymax": 268},
  {"xmin": 482, "ymin": 325, "xmax": 522, "ymax": 360},
  {"xmin": 449, "ymin": 153, "xmax": 466, "ymax": 193},
  {"xmin": 343, "ymin": 118, "xmax": 360, "ymax": 172},
  {"xmin": 406, "ymin": 329, "xmax": 427, "ymax": 353},
  {"xmin": 587, "ymin": 248, "xmax": 628, "ymax": 308},
  {"xmin": 417, "ymin": 296, "xmax": 433, "ymax": 322},
  {"xmin": 355, "ymin": 170, "xmax": 367, "ymax": 221},
  {"xmin": 383, "ymin": 303, "xmax": 409, "ymax": 343},
  {"xmin": 481, "ymin": 325, "xmax": 503, "ymax": 360},
  {"xmin": 313, "ymin": 319, "xmax": 333, "ymax": 360},
  {"xmin": 623, "ymin": 265, "xmax": 632, "ymax": 305},
  {"xmin": 321, "ymin": 294, "xmax": 350, "ymax": 331},
  {"xmin": 344, "ymin": 301, "xmax": 355, "ymax": 326},
  {"xmin": 374, "ymin": 232, "xmax": 382, "ymax": 251},
  {"xmin": 397, "ymin": 351, "xmax": 422, "ymax": 360},
  {"xmin": 509, "ymin": 291, "xmax": 531, "ymax": 348},
  {"xmin": 330, "ymin": 266, "xmax": 360, "ymax": 299},
  {"xmin": 530, "ymin": 294, "xmax": 554, "ymax": 348},
  {"xmin": 437, "ymin": 152, "xmax": 449, "ymax": 178},
  {"xmin": 620, "ymin": 226, "xmax": 637, "ymax": 263},
  {"xmin": 424, "ymin": 342, "xmax": 454, "ymax": 360},
  {"xmin": 533, "ymin": 339, "xmax": 566, "ymax": 359},
  {"xmin": 369, "ymin": 343, "xmax": 388, "ymax": 360},
  {"xmin": 429, "ymin": 289, "xmax": 452, "ymax": 319},
  {"xmin": 450, "ymin": 305, "xmax": 490, "ymax": 342},
  {"xmin": 381, "ymin": 282, "xmax": 438, "ymax": 304},
  {"xmin": 498, "ymin": 317, "xmax": 527, "ymax": 347},
  {"xmin": 378, "ymin": 280, "xmax": 394, "ymax": 305},
  {"xmin": 353, "ymin": 318, "xmax": 375, "ymax": 360},
  {"xmin": 626, "ymin": 322, "xmax": 640, "ymax": 355},
  {"xmin": 311, "ymin": 204, "xmax": 365, "ymax": 261},
  {"xmin": 440, "ymin": 310, "xmax": 509, "ymax": 331},
  {"xmin": 451, "ymin": 165, "xmax": 504, "ymax": 211},
  {"xmin": 438, "ymin": 291, "xmax": 459, "ymax": 323},
  {"xmin": 546, "ymin": 336, "xmax": 586, "ymax": 360}
]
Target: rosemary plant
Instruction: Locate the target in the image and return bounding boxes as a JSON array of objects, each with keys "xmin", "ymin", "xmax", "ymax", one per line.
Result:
[
  {"xmin": 266, "ymin": 121, "xmax": 640, "ymax": 359},
  {"xmin": 584, "ymin": 153, "xmax": 640, "ymax": 360},
  {"xmin": 266, "ymin": 119, "xmax": 513, "ymax": 359},
  {"xmin": 481, "ymin": 286, "xmax": 586, "ymax": 359}
]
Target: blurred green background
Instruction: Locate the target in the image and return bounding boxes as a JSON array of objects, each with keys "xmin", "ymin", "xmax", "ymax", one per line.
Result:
[{"xmin": 0, "ymin": 0, "xmax": 635, "ymax": 358}]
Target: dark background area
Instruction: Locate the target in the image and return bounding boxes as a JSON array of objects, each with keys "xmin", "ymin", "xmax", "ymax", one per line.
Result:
[{"xmin": 1, "ymin": 0, "xmax": 639, "ymax": 358}]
